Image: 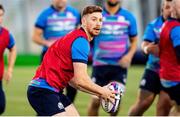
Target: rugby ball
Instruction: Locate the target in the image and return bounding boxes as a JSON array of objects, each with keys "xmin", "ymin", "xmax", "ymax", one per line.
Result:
[{"xmin": 100, "ymin": 82, "xmax": 124, "ymax": 113}]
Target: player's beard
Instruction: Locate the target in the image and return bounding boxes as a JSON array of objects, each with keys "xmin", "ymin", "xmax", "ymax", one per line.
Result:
[
  {"xmin": 89, "ymin": 32, "xmax": 97, "ymax": 37},
  {"xmin": 107, "ymin": 1, "xmax": 119, "ymax": 7},
  {"xmin": 54, "ymin": 2, "xmax": 66, "ymax": 11},
  {"xmin": 89, "ymin": 29, "xmax": 100, "ymax": 37}
]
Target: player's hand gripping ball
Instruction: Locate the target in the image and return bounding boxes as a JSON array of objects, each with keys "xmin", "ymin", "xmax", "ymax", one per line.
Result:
[{"xmin": 101, "ymin": 82, "xmax": 123, "ymax": 113}]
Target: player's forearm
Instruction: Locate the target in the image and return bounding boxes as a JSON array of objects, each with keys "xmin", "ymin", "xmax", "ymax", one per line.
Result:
[
  {"xmin": 77, "ymin": 84, "xmax": 98, "ymax": 96},
  {"xmin": 72, "ymin": 63, "xmax": 105, "ymax": 97},
  {"xmin": 32, "ymin": 35, "xmax": 48, "ymax": 46},
  {"xmin": 79, "ymin": 79, "xmax": 104, "ymax": 97},
  {"xmin": 32, "ymin": 27, "xmax": 49, "ymax": 47},
  {"xmin": 74, "ymin": 75, "xmax": 104, "ymax": 97},
  {"xmin": 7, "ymin": 46, "xmax": 16, "ymax": 73}
]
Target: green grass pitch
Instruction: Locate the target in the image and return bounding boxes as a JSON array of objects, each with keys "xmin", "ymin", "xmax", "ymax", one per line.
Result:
[{"xmin": 2, "ymin": 65, "xmax": 157, "ymax": 116}]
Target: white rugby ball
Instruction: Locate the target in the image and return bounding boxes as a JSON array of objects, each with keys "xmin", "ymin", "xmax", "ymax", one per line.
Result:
[{"xmin": 100, "ymin": 82, "xmax": 124, "ymax": 113}]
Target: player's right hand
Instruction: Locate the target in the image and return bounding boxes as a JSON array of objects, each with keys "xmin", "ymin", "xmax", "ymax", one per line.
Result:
[
  {"xmin": 3, "ymin": 70, "xmax": 12, "ymax": 85},
  {"xmin": 100, "ymin": 86, "xmax": 116, "ymax": 104},
  {"xmin": 118, "ymin": 54, "xmax": 132, "ymax": 68}
]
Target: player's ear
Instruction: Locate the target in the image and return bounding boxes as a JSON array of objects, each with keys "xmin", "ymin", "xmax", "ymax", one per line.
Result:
[{"xmin": 81, "ymin": 15, "xmax": 87, "ymax": 27}]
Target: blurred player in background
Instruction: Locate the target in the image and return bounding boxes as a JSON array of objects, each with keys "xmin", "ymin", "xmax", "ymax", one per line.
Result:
[
  {"xmin": 158, "ymin": 0, "xmax": 180, "ymax": 115},
  {"xmin": 128, "ymin": 0, "xmax": 173, "ymax": 116},
  {"xmin": 88, "ymin": 0, "xmax": 138, "ymax": 116},
  {"xmin": 27, "ymin": 5, "xmax": 116, "ymax": 116},
  {"xmin": 0, "ymin": 4, "xmax": 16, "ymax": 114},
  {"xmin": 32, "ymin": 0, "xmax": 80, "ymax": 103}
]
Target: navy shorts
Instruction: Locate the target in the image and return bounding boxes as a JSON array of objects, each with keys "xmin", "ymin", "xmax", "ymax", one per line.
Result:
[
  {"xmin": 27, "ymin": 86, "xmax": 72, "ymax": 116},
  {"xmin": 140, "ymin": 69, "xmax": 161, "ymax": 94},
  {"xmin": 92, "ymin": 65, "xmax": 127, "ymax": 86},
  {"xmin": 162, "ymin": 83, "xmax": 180, "ymax": 105}
]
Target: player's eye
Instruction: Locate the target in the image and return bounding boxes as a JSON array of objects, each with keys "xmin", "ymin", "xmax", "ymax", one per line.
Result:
[
  {"xmin": 92, "ymin": 18, "xmax": 97, "ymax": 21},
  {"xmin": 99, "ymin": 18, "xmax": 103, "ymax": 23}
]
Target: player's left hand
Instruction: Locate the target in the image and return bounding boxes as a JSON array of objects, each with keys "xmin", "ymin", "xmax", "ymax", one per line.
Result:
[
  {"xmin": 118, "ymin": 54, "xmax": 132, "ymax": 68},
  {"xmin": 3, "ymin": 70, "xmax": 12, "ymax": 84}
]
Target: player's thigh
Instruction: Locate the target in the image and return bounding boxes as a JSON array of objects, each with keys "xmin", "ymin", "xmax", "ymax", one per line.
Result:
[
  {"xmin": 52, "ymin": 111, "xmax": 66, "ymax": 116},
  {"xmin": 162, "ymin": 83, "xmax": 180, "ymax": 106},
  {"xmin": 53, "ymin": 104, "xmax": 79, "ymax": 116},
  {"xmin": 158, "ymin": 91, "xmax": 171, "ymax": 103},
  {"xmin": 157, "ymin": 91, "xmax": 172, "ymax": 115},
  {"xmin": 65, "ymin": 104, "xmax": 79, "ymax": 116},
  {"xmin": 137, "ymin": 89, "xmax": 156, "ymax": 104}
]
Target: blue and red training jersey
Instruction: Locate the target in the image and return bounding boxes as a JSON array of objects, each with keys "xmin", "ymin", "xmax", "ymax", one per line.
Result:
[
  {"xmin": 159, "ymin": 19, "xmax": 180, "ymax": 82},
  {"xmin": 0, "ymin": 27, "xmax": 15, "ymax": 80},
  {"xmin": 29, "ymin": 28, "xmax": 89, "ymax": 92}
]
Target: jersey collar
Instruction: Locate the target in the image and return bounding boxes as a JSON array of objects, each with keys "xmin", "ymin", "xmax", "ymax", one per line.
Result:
[{"xmin": 50, "ymin": 5, "xmax": 67, "ymax": 12}]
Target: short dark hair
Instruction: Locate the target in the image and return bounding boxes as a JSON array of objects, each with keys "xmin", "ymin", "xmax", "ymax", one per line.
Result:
[
  {"xmin": 0, "ymin": 4, "xmax": 5, "ymax": 12},
  {"xmin": 82, "ymin": 5, "xmax": 102, "ymax": 17}
]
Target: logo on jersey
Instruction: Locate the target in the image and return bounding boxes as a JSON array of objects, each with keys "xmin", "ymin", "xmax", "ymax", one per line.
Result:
[
  {"xmin": 101, "ymin": 16, "xmax": 129, "ymax": 35},
  {"xmin": 47, "ymin": 12, "xmax": 77, "ymax": 31},
  {"xmin": 153, "ymin": 26, "xmax": 162, "ymax": 39}
]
